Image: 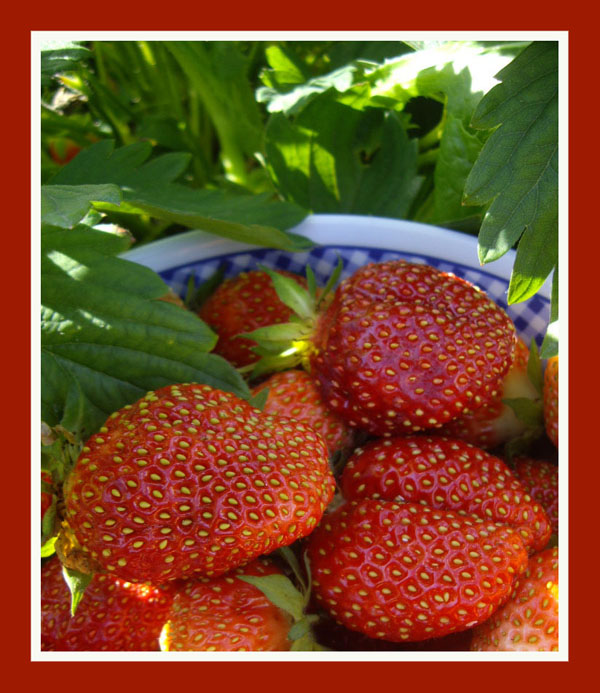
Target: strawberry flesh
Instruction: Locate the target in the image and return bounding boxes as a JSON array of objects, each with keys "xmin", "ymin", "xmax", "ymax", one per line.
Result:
[
  {"xmin": 160, "ymin": 558, "xmax": 291, "ymax": 651},
  {"xmin": 340, "ymin": 435, "xmax": 552, "ymax": 553},
  {"xmin": 64, "ymin": 384, "xmax": 335, "ymax": 584},
  {"xmin": 41, "ymin": 555, "xmax": 172, "ymax": 651},
  {"xmin": 310, "ymin": 260, "xmax": 516, "ymax": 437},
  {"xmin": 307, "ymin": 499, "xmax": 528, "ymax": 642},
  {"xmin": 251, "ymin": 369, "xmax": 355, "ymax": 456},
  {"xmin": 470, "ymin": 546, "xmax": 558, "ymax": 651},
  {"xmin": 514, "ymin": 457, "xmax": 559, "ymax": 534}
]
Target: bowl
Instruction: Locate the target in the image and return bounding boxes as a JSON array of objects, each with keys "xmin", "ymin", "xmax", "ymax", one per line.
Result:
[{"xmin": 121, "ymin": 213, "xmax": 551, "ymax": 346}]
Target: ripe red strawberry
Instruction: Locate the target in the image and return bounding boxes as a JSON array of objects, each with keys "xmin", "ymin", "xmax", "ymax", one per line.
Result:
[
  {"xmin": 251, "ymin": 369, "xmax": 355, "ymax": 456},
  {"xmin": 543, "ymin": 356, "xmax": 558, "ymax": 447},
  {"xmin": 470, "ymin": 546, "xmax": 558, "ymax": 651},
  {"xmin": 439, "ymin": 338, "xmax": 540, "ymax": 449},
  {"xmin": 339, "ymin": 435, "xmax": 552, "ymax": 553},
  {"xmin": 160, "ymin": 558, "xmax": 292, "ymax": 651},
  {"xmin": 41, "ymin": 555, "xmax": 173, "ymax": 651},
  {"xmin": 198, "ymin": 269, "xmax": 307, "ymax": 368},
  {"xmin": 63, "ymin": 383, "xmax": 335, "ymax": 584},
  {"xmin": 514, "ymin": 457, "xmax": 558, "ymax": 534},
  {"xmin": 310, "ymin": 260, "xmax": 516, "ymax": 437},
  {"xmin": 306, "ymin": 499, "xmax": 528, "ymax": 642},
  {"xmin": 248, "ymin": 261, "xmax": 517, "ymax": 438}
]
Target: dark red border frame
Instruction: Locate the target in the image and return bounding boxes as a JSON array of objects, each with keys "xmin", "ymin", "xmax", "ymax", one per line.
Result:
[{"xmin": 15, "ymin": 4, "xmax": 594, "ymax": 690}]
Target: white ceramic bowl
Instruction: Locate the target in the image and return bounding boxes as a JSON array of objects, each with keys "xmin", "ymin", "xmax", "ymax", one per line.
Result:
[{"xmin": 121, "ymin": 214, "xmax": 551, "ymax": 346}]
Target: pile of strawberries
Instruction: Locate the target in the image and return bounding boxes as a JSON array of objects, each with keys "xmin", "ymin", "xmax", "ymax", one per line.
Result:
[{"xmin": 40, "ymin": 257, "xmax": 559, "ymax": 653}]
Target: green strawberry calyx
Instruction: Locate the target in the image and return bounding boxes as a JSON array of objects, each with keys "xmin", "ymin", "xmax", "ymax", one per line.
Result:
[
  {"xmin": 502, "ymin": 338, "xmax": 545, "ymax": 461},
  {"xmin": 239, "ymin": 260, "xmax": 343, "ymax": 380},
  {"xmin": 237, "ymin": 550, "xmax": 328, "ymax": 651}
]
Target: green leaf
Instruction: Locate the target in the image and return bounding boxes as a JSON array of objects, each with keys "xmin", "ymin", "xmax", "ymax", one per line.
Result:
[
  {"xmin": 317, "ymin": 258, "xmax": 344, "ymax": 309},
  {"xmin": 62, "ymin": 566, "xmax": 93, "ymax": 616},
  {"xmin": 237, "ymin": 574, "xmax": 305, "ymax": 622},
  {"xmin": 258, "ymin": 63, "xmax": 359, "ymax": 115},
  {"xmin": 166, "ymin": 41, "xmax": 264, "ymax": 183},
  {"xmin": 42, "ymin": 224, "xmax": 249, "ymax": 440},
  {"xmin": 288, "ymin": 614, "xmax": 320, "ymax": 641},
  {"xmin": 41, "ymin": 184, "xmax": 122, "ymax": 228},
  {"xmin": 540, "ymin": 320, "xmax": 559, "ymax": 359},
  {"xmin": 464, "ymin": 42, "xmax": 558, "ymax": 304},
  {"xmin": 526, "ymin": 339, "xmax": 544, "ymax": 396},
  {"xmin": 259, "ymin": 267, "xmax": 315, "ymax": 320},
  {"xmin": 243, "ymin": 322, "xmax": 312, "ymax": 345},
  {"xmin": 265, "ymin": 96, "xmax": 422, "ymax": 217},
  {"xmin": 41, "ymin": 41, "xmax": 91, "ymax": 85},
  {"xmin": 502, "ymin": 397, "xmax": 544, "ymax": 428},
  {"xmin": 185, "ymin": 263, "xmax": 226, "ymax": 311},
  {"xmin": 429, "ymin": 114, "xmax": 486, "ymax": 224},
  {"xmin": 540, "ymin": 266, "xmax": 559, "ymax": 358},
  {"xmin": 49, "ymin": 140, "xmax": 310, "ymax": 250},
  {"xmin": 247, "ymin": 388, "xmax": 269, "ymax": 411},
  {"xmin": 41, "ymin": 527, "xmax": 58, "ymax": 557}
]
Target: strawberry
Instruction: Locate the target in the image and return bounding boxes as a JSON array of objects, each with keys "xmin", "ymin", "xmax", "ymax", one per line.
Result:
[
  {"xmin": 306, "ymin": 499, "xmax": 528, "ymax": 642},
  {"xmin": 41, "ymin": 555, "xmax": 173, "ymax": 651},
  {"xmin": 439, "ymin": 338, "xmax": 541, "ymax": 449},
  {"xmin": 339, "ymin": 435, "xmax": 552, "ymax": 553},
  {"xmin": 197, "ymin": 269, "xmax": 307, "ymax": 368},
  {"xmin": 251, "ymin": 369, "xmax": 355, "ymax": 457},
  {"xmin": 62, "ymin": 383, "xmax": 335, "ymax": 584},
  {"xmin": 160, "ymin": 558, "xmax": 292, "ymax": 651},
  {"xmin": 470, "ymin": 546, "xmax": 559, "ymax": 651},
  {"xmin": 514, "ymin": 457, "xmax": 558, "ymax": 534},
  {"xmin": 247, "ymin": 260, "xmax": 516, "ymax": 437},
  {"xmin": 311, "ymin": 261, "xmax": 516, "ymax": 436},
  {"xmin": 543, "ymin": 356, "xmax": 558, "ymax": 447}
]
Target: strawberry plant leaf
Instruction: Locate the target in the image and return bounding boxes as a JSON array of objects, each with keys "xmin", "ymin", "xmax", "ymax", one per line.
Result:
[
  {"xmin": 42, "ymin": 224, "xmax": 249, "ymax": 440},
  {"xmin": 259, "ymin": 266, "xmax": 315, "ymax": 320},
  {"xmin": 237, "ymin": 574, "xmax": 305, "ymax": 622},
  {"xmin": 501, "ymin": 397, "xmax": 544, "ymax": 429},
  {"xmin": 526, "ymin": 339, "xmax": 544, "ymax": 396},
  {"xmin": 247, "ymin": 388, "xmax": 269, "ymax": 411},
  {"xmin": 317, "ymin": 257, "xmax": 344, "ymax": 309},
  {"xmin": 41, "ymin": 40, "xmax": 91, "ymax": 86},
  {"xmin": 41, "ymin": 535, "xmax": 58, "ymax": 558},
  {"xmin": 264, "ymin": 96, "xmax": 421, "ymax": 217},
  {"xmin": 541, "ymin": 267, "xmax": 559, "ymax": 358},
  {"xmin": 49, "ymin": 140, "xmax": 310, "ymax": 250},
  {"xmin": 41, "ymin": 184, "xmax": 122, "ymax": 228},
  {"xmin": 463, "ymin": 42, "xmax": 558, "ymax": 305},
  {"xmin": 185, "ymin": 263, "xmax": 226, "ymax": 311},
  {"xmin": 62, "ymin": 566, "xmax": 93, "ymax": 616},
  {"xmin": 288, "ymin": 614, "xmax": 320, "ymax": 641}
]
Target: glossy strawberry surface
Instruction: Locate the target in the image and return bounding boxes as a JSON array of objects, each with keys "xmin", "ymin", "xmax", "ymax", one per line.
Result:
[
  {"xmin": 64, "ymin": 384, "xmax": 335, "ymax": 584},
  {"xmin": 340, "ymin": 435, "xmax": 552, "ymax": 553},
  {"xmin": 251, "ymin": 369, "xmax": 355, "ymax": 456},
  {"xmin": 160, "ymin": 558, "xmax": 291, "ymax": 651},
  {"xmin": 514, "ymin": 457, "xmax": 558, "ymax": 534},
  {"xmin": 310, "ymin": 260, "xmax": 516, "ymax": 437},
  {"xmin": 198, "ymin": 269, "xmax": 307, "ymax": 368},
  {"xmin": 543, "ymin": 356, "xmax": 558, "ymax": 447},
  {"xmin": 41, "ymin": 556, "xmax": 172, "ymax": 651},
  {"xmin": 440, "ymin": 338, "xmax": 536, "ymax": 449},
  {"xmin": 306, "ymin": 499, "xmax": 528, "ymax": 642},
  {"xmin": 470, "ymin": 546, "xmax": 559, "ymax": 651}
]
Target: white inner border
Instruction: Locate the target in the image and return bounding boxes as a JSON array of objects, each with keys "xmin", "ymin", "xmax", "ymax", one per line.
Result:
[{"xmin": 32, "ymin": 30, "xmax": 568, "ymax": 663}]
